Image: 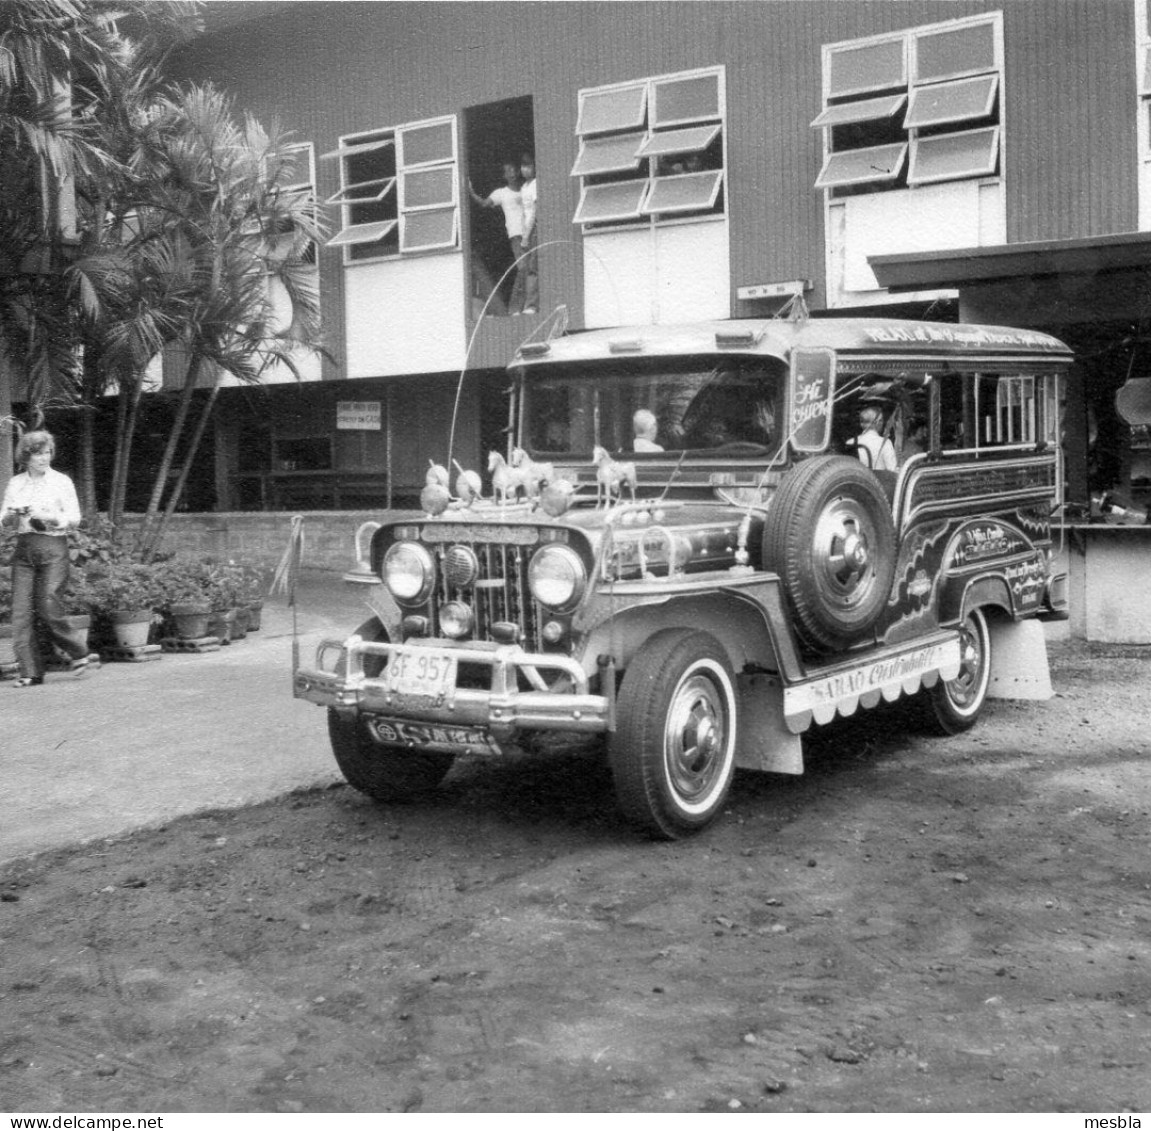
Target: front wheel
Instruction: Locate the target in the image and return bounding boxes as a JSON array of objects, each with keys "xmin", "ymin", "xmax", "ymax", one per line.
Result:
[
  {"xmin": 919, "ymin": 607, "xmax": 992, "ymax": 734},
  {"xmin": 328, "ymin": 710, "xmax": 454, "ymax": 802},
  {"xmin": 609, "ymin": 629, "xmax": 738, "ymax": 839}
]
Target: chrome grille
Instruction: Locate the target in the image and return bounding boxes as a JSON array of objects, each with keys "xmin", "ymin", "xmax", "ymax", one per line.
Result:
[{"xmin": 432, "ymin": 541, "xmax": 543, "ymax": 649}]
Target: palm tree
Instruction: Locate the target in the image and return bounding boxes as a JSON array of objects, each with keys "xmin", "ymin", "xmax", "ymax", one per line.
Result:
[
  {"xmin": 128, "ymin": 82, "xmax": 324, "ymax": 558},
  {"xmin": 0, "ymin": 0, "xmax": 199, "ymax": 497}
]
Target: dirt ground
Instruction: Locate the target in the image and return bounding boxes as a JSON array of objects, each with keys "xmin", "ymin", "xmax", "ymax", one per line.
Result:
[{"xmin": 1, "ymin": 638, "xmax": 1149, "ymax": 1114}]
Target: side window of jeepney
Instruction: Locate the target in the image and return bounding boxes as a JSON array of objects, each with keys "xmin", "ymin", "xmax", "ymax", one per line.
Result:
[{"xmin": 939, "ymin": 373, "xmax": 1057, "ymax": 452}]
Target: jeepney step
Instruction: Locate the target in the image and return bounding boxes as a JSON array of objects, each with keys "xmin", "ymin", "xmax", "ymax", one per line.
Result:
[
  {"xmin": 160, "ymin": 636, "xmax": 222, "ymax": 654},
  {"xmin": 100, "ymin": 643, "xmax": 164, "ymax": 663}
]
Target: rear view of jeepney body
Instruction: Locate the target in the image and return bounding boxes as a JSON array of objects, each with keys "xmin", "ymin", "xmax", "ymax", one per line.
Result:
[{"xmin": 294, "ymin": 316, "xmax": 1073, "ymax": 838}]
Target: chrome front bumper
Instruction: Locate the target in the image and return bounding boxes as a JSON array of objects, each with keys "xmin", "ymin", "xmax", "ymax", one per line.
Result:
[{"xmin": 293, "ymin": 634, "xmax": 613, "ymax": 743}]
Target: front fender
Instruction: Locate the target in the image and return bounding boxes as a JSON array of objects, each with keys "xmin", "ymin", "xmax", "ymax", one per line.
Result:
[{"xmin": 575, "ymin": 576, "xmax": 801, "ymax": 679}]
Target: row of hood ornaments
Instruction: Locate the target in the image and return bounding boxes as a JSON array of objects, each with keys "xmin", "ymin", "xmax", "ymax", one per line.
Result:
[{"xmin": 419, "ymin": 447, "xmax": 640, "ymax": 518}]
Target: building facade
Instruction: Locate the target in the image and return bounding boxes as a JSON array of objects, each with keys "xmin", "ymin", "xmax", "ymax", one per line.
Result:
[{"xmin": 159, "ymin": 0, "xmax": 1148, "ymax": 516}]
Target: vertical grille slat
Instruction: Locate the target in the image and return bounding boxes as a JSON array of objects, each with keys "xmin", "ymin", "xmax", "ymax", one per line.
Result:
[{"xmin": 426, "ymin": 537, "xmax": 546, "ymax": 650}]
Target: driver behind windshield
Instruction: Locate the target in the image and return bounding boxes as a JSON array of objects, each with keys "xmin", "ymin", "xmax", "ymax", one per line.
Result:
[{"xmin": 675, "ymin": 361, "xmax": 776, "ymax": 451}]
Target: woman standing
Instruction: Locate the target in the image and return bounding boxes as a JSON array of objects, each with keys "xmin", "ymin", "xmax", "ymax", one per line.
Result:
[{"xmin": 0, "ymin": 431, "xmax": 89, "ymax": 687}]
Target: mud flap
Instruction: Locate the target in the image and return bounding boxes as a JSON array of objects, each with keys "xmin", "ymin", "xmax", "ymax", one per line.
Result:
[
  {"xmin": 735, "ymin": 673, "xmax": 803, "ymax": 775},
  {"xmin": 987, "ymin": 618, "xmax": 1053, "ymax": 701}
]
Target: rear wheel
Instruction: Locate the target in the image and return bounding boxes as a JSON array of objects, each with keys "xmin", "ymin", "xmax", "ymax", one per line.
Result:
[
  {"xmin": 328, "ymin": 710, "xmax": 454, "ymax": 802},
  {"xmin": 919, "ymin": 607, "xmax": 992, "ymax": 735},
  {"xmin": 609, "ymin": 629, "xmax": 737, "ymax": 839}
]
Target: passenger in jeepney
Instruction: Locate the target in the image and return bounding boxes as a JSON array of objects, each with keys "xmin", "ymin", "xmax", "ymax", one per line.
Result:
[
  {"xmin": 899, "ymin": 418, "xmax": 928, "ymax": 464},
  {"xmin": 632, "ymin": 408, "xmax": 664, "ymax": 452},
  {"xmin": 855, "ymin": 403, "xmax": 897, "ymax": 472}
]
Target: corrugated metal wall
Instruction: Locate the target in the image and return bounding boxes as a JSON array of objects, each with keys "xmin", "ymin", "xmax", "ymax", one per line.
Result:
[{"xmin": 173, "ymin": 0, "xmax": 1138, "ymax": 378}]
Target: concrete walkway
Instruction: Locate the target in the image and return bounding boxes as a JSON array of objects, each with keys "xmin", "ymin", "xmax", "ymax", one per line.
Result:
[{"xmin": 0, "ymin": 573, "xmax": 371, "ymax": 865}]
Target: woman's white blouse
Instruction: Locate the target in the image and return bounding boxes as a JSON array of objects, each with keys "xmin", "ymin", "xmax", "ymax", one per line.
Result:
[{"xmin": 0, "ymin": 468, "xmax": 81, "ymax": 536}]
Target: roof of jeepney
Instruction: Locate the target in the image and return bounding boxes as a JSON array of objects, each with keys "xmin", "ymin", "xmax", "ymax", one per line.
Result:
[{"xmin": 510, "ymin": 317, "xmax": 1074, "ymax": 369}]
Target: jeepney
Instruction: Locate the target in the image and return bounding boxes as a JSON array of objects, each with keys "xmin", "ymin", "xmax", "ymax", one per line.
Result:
[{"xmin": 294, "ymin": 316, "xmax": 1073, "ymax": 838}]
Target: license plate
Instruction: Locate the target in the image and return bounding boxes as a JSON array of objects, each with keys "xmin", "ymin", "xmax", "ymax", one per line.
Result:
[
  {"xmin": 370, "ymin": 717, "xmax": 500, "ymax": 755},
  {"xmin": 384, "ymin": 647, "xmax": 457, "ymax": 698}
]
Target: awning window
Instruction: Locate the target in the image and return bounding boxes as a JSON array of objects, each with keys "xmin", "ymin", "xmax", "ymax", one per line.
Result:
[
  {"xmin": 324, "ymin": 177, "xmax": 395, "ymax": 206},
  {"xmin": 401, "ymin": 166, "xmax": 455, "ymax": 210},
  {"xmin": 320, "ymin": 136, "xmax": 393, "ymax": 161},
  {"xmin": 914, "ymin": 20, "xmax": 997, "ymax": 83},
  {"xmin": 326, "ymin": 219, "xmax": 397, "ymax": 248},
  {"xmin": 573, "ymin": 180, "xmax": 646, "ymax": 224},
  {"xmin": 641, "ymin": 169, "xmax": 723, "ymax": 215},
  {"xmin": 651, "ymin": 72, "xmax": 720, "ymax": 126},
  {"xmin": 827, "ymin": 38, "xmax": 906, "ymax": 98},
  {"xmin": 908, "ymin": 127, "xmax": 998, "ymax": 185},
  {"xmin": 810, "ymin": 93, "xmax": 907, "ymax": 129},
  {"xmin": 636, "ymin": 123, "xmax": 721, "ymax": 158},
  {"xmin": 576, "ymin": 84, "xmax": 647, "ymax": 135},
  {"xmin": 400, "ymin": 208, "xmax": 457, "ymax": 252},
  {"xmin": 398, "ymin": 120, "xmax": 454, "ymax": 167},
  {"xmin": 904, "ymin": 74, "xmax": 998, "ymax": 130},
  {"xmin": 570, "ymin": 132, "xmax": 646, "ymax": 177},
  {"xmin": 814, "ymin": 142, "xmax": 907, "ymax": 189}
]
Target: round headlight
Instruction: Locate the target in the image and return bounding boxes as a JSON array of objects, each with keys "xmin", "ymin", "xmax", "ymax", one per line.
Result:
[
  {"xmin": 528, "ymin": 545, "xmax": 587, "ymax": 611},
  {"xmin": 383, "ymin": 542, "xmax": 435, "ymax": 604},
  {"xmin": 439, "ymin": 600, "xmax": 474, "ymax": 639}
]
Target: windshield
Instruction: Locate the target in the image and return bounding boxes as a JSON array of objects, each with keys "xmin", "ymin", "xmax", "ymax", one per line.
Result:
[{"xmin": 518, "ymin": 355, "xmax": 787, "ymax": 459}]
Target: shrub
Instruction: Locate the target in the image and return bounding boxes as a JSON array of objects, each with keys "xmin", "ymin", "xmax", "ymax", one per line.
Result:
[{"xmin": 86, "ymin": 561, "xmax": 165, "ymax": 616}]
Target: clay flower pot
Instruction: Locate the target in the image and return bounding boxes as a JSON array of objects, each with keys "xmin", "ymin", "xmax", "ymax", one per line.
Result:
[
  {"xmin": 109, "ymin": 609, "xmax": 153, "ymax": 649},
  {"xmin": 169, "ymin": 602, "xmax": 212, "ymax": 641}
]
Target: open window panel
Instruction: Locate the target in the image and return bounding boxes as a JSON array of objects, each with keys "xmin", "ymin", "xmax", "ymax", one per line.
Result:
[
  {"xmin": 904, "ymin": 73, "xmax": 998, "ymax": 130},
  {"xmin": 574, "ymin": 179, "xmax": 647, "ymax": 224},
  {"xmin": 326, "ymin": 219, "xmax": 398, "ymax": 248},
  {"xmin": 571, "ymin": 131, "xmax": 646, "ymax": 176},
  {"xmin": 637, "ymin": 123, "xmax": 721, "ymax": 159},
  {"xmin": 324, "ymin": 178, "xmax": 396, "ymax": 206},
  {"xmin": 321, "ymin": 136, "xmax": 394, "ymax": 162},
  {"xmin": 908, "ymin": 127, "xmax": 998, "ymax": 185},
  {"xmin": 814, "ymin": 141, "xmax": 907, "ymax": 189},
  {"xmin": 641, "ymin": 169, "xmax": 723, "ymax": 215},
  {"xmin": 810, "ymin": 93, "xmax": 907, "ymax": 129}
]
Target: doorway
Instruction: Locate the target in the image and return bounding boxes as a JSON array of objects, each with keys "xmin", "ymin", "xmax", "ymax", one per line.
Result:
[{"xmin": 464, "ymin": 95, "xmax": 536, "ymax": 319}]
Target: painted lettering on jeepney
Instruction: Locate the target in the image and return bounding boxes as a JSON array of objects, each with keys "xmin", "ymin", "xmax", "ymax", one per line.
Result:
[
  {"xmin": 863, "ymin": 325, "xmax": 1061, "ymax": 350},
  {"xmin": 800, "ymin": 642, "xmax": 954, "ymax": 709},
  {"xmin": 1004, "ymin": 558, "xmax": 1046, "ymax": 606},
  {"xmin": 943, "ymin": 519, "xmax": 1031, "ymax": 573}
]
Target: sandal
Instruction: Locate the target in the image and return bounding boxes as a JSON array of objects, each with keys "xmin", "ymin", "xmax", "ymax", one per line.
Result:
[{"xmin": 12, "ymin": 677, "xmax": 44, "ymax": 688}]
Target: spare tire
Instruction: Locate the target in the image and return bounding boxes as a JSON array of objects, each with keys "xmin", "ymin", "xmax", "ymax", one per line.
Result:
[{"xmin": 762, "ymin": 455, "xmax": 896, "ymax": 652}]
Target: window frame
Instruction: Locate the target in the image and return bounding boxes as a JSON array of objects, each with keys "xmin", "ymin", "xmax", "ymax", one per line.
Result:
[
  {"xmin": 572, "ymin": 65, "xmax": 726, "ymax": 232},
  {"xmin": 325, "ymin": 114, "xmax": 459, "ymax": 264},
  {"xmin": 815, "ymin": 13, "xmax": 1003, "ymax": 197}
]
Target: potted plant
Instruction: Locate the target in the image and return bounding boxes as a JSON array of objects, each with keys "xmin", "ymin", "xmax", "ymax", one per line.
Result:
[
  {"xmin": 234, "ymin": 562, "xmax": 268, "ymax": 631},
  {"xmin": 56, "ymin": 570, "xmax": 96, "ymax": 658},
  {"xmin": 156, "ymin": 558, "xmax": 215, "ymax": 640},
  {"xmin": 87, "ymin": 561, "xmax": 163, "ymax": 649},
  {"xmin": 204, "ymin": 559, "xmax": 244, "ymax": 642}
]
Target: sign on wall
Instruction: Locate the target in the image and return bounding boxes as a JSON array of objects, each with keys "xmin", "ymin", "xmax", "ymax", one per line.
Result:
[{"xmin": 336, "ymin": 401, "xmax": 382, "ymax": 430}]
